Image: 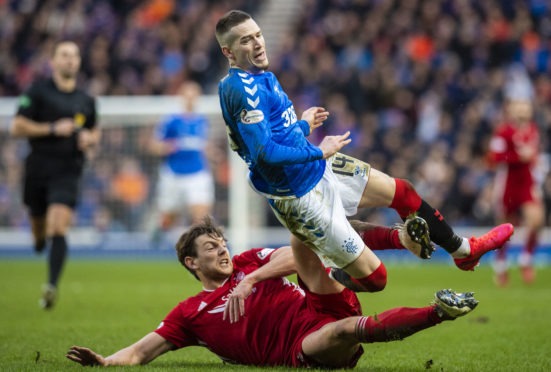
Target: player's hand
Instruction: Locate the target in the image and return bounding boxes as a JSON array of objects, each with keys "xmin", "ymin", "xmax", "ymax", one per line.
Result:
[
  {"xmin": 301, "ymin": 107, "xmax": 329, "ymax": 135},
  {"xmin": 318, "ymin": 131, "xmax": 351, "ymax": 159},
  {"xmin": 78, "ymin": 129, "xmax": 95, "ymax": 150},
  {"xmin": 163, "ymin": 140, "xmax": 179, "ymax": 155},
  {"xmin": 516, "ymin": 143, "xmax": 537, "ymax": 162},
  {"xmin": 53, "ymin": 118, "xmax": 75, "ymax": 137},
  {"xmin": 66, "ymin": 346, "xmax": 107, "ymax": 366},
  {"xmin": 223, "ymin": 277, "xmax": 254, "ymax": 323}
]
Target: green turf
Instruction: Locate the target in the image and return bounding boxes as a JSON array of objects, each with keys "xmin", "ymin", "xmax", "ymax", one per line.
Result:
[{"xmin": 1, "ymin": 259, "xmax": 550, "ymax": 371}]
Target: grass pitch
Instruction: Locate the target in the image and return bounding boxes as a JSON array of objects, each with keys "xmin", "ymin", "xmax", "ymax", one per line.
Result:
[{"xmin": 1, "ymin": 258, "xmax": 550, "ymax": 372}]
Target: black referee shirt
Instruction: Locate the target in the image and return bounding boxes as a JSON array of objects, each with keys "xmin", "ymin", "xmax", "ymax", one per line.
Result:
[{"xmin": 16, "ymin": 78, "xmax": 97, "ymax": 175}]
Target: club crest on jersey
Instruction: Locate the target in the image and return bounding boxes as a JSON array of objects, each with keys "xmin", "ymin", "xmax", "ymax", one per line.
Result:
[
  {"xmin": 240, "ymin": 109, "xmax": 264, "ymax": 124},
  {"xmin": 74, "ymin": 112, "xmax": 86, "ymax": 128},
  {"xmin": 342, "ymin": 237, "xmax": 359, "ymax": 254}
]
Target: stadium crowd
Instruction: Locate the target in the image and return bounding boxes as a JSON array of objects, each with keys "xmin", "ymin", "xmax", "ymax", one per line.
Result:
[
  {"xmin": 268, "ymin": 0, "xmax": 551, "ymax": 227},
  {"xmin": 1, "ymin": 0, "xmax": 551, "ymax": 233}
]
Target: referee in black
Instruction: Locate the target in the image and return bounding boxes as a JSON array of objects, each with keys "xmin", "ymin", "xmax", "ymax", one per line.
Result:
[{"xmin": 10, "ymin": 40, "xmax": 100, "ymax": 309}]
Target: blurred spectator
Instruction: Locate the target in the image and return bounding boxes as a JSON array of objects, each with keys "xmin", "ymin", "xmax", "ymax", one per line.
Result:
[{"xmin": 109, "ymin": 157, "xmax": 149, "ymax": 231}]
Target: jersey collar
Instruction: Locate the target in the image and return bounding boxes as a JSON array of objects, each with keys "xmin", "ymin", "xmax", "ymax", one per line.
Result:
[{"xmin": 229, "ymin": 67, "xmax": 264, "ymax": 76}]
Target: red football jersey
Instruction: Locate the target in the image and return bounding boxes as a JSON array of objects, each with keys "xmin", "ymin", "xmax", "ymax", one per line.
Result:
[
  {"xmin": 154, "ymin": 248, "xmax": 352, "ymax": 367},
  {"xmin": 488, "ymin": 121, "xmax": 541, "ymax": 213}
]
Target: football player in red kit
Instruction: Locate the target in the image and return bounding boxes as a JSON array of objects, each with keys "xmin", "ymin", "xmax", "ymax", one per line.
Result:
[
  {"xmin": 488, "ymin": 99, "xmax": 545, "ymax": 286},
  {"xmin": 67, "ymin": 217, "xmax": 478, "ymax": 368}
]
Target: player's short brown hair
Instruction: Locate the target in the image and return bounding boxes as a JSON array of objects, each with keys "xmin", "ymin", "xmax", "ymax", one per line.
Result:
[
  {"xmin": 215, "ymin": 9, "xmax": 252, "ymax": 46},
  {"xmin": 174, "ymin": 216, "xmax": 226, "ymax": 280}
]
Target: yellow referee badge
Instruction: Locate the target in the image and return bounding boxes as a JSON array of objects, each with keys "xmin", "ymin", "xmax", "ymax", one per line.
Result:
[{"xmin": 74, "ymin": 112, "xmax": 85, "ymax": 128}]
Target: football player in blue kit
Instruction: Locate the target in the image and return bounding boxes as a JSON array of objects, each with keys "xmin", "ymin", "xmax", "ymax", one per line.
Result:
[
  {"xmin": 149, "ymin": 81, "xmax": 214, "ymax": 240},
  {"xmin": 215, "ymin": 10, "xmax": 513, "ymax": 292}
]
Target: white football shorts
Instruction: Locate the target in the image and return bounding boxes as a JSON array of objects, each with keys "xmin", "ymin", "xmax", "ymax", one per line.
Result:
[
  {"xmin": 156, "ymin": 168, "xmax": 214, "ymax": 213},
  {"xmin": 269, "ymin": 153, "xmax": 371, "ymax": 268}
]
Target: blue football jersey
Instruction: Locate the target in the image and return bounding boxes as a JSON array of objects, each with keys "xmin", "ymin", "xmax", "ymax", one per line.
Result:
[
  {"xmin": 218, "ymin": 68, "xmax": 325, "ymax": 198},
  {"xmin": 155, "ymin": 113, "xmax": 209, "ymax": 174}
]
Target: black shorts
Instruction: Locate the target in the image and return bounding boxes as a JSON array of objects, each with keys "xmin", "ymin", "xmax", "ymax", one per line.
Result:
[{"xmin": 23, "ymin": 173, "xmax": 80, "ymax": 217}]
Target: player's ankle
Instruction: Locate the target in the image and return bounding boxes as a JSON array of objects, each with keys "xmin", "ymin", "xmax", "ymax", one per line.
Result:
[{"xmin": 450, "ymin": 238, "xmax": 470, "ymax": 258}]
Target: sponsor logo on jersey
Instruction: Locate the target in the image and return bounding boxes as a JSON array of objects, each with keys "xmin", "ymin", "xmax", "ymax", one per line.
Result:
[
  {"xmin": 240, "ymin": 109, "xmax": 264, "ymax": 124},
  {"xmin": 256, "ymin": 248, "xmax": 274, "ymax": 260},
  {"xmin": 276, "ymin": 188, "xmax": 291, "ymax": 193}
]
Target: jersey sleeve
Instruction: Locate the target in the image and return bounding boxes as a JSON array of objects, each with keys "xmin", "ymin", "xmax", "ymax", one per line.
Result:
[
  {"xmin": 154, "ymin": 116, "xmax": 173, "ymax": 140},
  {"xmin": 229, "ymin": 86, "xmax": 323, "ymax": 165},
  {"xmin": 154, "ymin": 302, "xmax": 199, "ymax": 349},
  {"xmin": 232, "ymin": 248, "xmax": 276, "ymax": 269},
  {"xmin": 297, "ymin": 120, "xmax": 311, "ymax": 136},
  {"xmin": 16, "ymin": 82, "xmax": 41, "ymax": 120}
]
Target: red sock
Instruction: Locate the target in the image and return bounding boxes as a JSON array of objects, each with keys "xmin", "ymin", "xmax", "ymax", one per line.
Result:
[
  {"xmin": 360, "ymin": 227, "xmax": 404, "ymax": 251},
  {"xmin": 355, "ymin": 306, "xmax": 441, "ymax": 343},
  {"xmin": 353, "ymin": 262, "xmax": 387, "ymax": 292},
  {"xmin": 389, "ymin": 179, "xmax": 422, "ymax": 219},
  {"xmin": 525, "ymin": 229, "xmax": 538, "ymax": 255}
]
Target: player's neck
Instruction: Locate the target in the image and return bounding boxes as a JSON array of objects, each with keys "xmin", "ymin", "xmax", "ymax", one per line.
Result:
[
  {"xmin": 201, "ymin": 276, "xmax": 229, "ymax": 291},
  {"xmin": 230, "ymin": 63, "xmax": 264, "ymax": 74},
  {"xmin": 52, "ymin": 73, "xmax": 77, "ymax": 92}
]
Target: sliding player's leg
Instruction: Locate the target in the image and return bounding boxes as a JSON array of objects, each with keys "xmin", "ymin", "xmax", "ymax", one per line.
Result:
[
  {"xmin": 301, "ymin": 289, "xmax": 478, "ymax": 368},
  {"xmin": 290, "ymin": 234, "xmax": 344, "ymax": 295}
]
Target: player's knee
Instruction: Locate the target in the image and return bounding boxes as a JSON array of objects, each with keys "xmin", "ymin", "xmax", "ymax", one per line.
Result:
[
  {"xmin": 332, "ymin": 318, "xmax": 358, "ymax": 341},
  {"xmin": 390, "ymin": 178, "xmax": 421, "ymax": 218},
  {"xmin": 48, "ymin": 224, "xmax": 68, "ymax": 236},
  {"xmin": 357, "ymin": 262, "xmax": 387, "ymax": 292},
  {"xmin": 368, "ymin": 262, "xmax": 387, "ymax": 292}
]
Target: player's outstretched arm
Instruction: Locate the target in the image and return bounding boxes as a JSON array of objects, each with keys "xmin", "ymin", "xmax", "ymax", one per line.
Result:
[
  {"xmin": 224, "ymin": 246, "xmax": 296, "ymax": 323},
  {"xmin": 318, "ymin": 131, "xmax": 351, "ymax": 159},
  {"xmin": 66, "ymin": 332, "xmax": 173, "ymax": 366},
  {"xmin": 301, "ymin": 107, "xmax": 329, "ymax": 135}
]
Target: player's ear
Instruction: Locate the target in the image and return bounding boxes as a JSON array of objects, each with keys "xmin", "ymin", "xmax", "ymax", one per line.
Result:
[
  {"xmin": 221, "ymin": 45, "xmax": 233, "ymax": 61},
  {"xmin": 184, "ymin": 256, "xmax": 199, "ymax": 271}
]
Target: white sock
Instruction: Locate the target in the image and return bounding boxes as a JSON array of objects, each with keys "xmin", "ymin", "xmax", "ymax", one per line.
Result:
[{"xmin": 451, "ymin": 238, "xmax": 471, "ymax": 259}]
